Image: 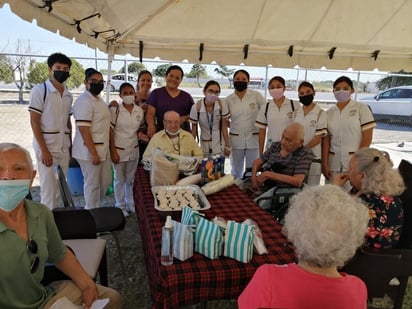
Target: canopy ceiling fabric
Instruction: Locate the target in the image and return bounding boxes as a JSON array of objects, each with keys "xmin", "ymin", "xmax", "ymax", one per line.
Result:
[{"xmin": 3, "ymin": 0, "xmax": 412, "ymax": 70}]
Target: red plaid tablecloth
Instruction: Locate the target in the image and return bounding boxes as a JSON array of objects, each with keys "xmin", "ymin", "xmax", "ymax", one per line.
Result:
[{"xmin": 134, "ymin": 167, "xmax": 296, "ymax": 309}]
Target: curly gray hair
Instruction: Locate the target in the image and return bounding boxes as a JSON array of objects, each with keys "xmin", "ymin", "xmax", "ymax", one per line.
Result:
[
  {"xmin": 353, "ymin": 147, "xmax": 405, "ymax": 196},
  {"xmin": 283, "ymin": 185, "xmax": 369, "ymax": 268}
]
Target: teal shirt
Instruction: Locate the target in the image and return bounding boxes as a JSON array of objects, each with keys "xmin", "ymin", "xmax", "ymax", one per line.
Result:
[{"xmin": 0, "ymin": 199, "xmax": 66, "ymax": 309}]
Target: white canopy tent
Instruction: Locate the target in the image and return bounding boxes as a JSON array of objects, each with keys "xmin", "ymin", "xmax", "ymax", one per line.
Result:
[{"xmin": 2, "ymin": 0, "xmax": 412, "ymax": 71}]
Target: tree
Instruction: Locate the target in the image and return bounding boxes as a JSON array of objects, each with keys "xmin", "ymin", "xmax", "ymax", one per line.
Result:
[
  {"xmin": 5, "ymin": 40, "xmax": 33, "ymax": 103},
  {"xmin": 186, "ymin": 64, "xmax": 207, "ymax": 87},
  {"xmin": 27, "ymin": 58, "xmax": 85, "ymax": 89},
  {"xmin": 214, "ymin": 65, "xmax": 235, "ymax": 87},
  {"xmin": 376, "ymin": 70, "xmax": 412, "ymax": 90},
  {"xmin": 27, "ymin": 61, "xmax": 48, "ymax": 87},
  {"xmin": 121, "ymin": 61, "xmax": 146, "ymax": 74},
  {"xmin": 0, "ymin": 54, "xmax": 13, "ymax": 83},
  {"xmin": 153, "ymin": 63, "xmax": 172, "ymax": 77},
  {"xmin": 66, "ymin": 58, "xmax": 85, "ymax": 89}
]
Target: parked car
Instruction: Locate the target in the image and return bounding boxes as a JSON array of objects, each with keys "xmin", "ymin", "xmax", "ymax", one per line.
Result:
[
  {"xmin": 358, "ymin": 86, "xmax": 412, "ymax": 118},
  {"xmin": 106, "ymin": 74, "xmax": 138, "ymax": 92}
]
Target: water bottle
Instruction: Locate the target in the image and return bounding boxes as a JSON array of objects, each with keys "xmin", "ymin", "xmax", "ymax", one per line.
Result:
[
  {"xmin": 201, "ymin": 158, "xmax": 209, "ymax": 185},
  {"xmin": 219, "ymin": 154, "xmax": 225, "ymax": 177},
  {"xmin": 213, "ymin": 155, "xmax": 220, "ymax": 179},
  {"xmin": 161, "ymin": 216, "xmax": 174, "ymax": 266}
]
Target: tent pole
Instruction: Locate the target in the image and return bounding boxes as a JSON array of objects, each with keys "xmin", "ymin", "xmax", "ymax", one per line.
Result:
[
  {"xmin": 106, "ymin": 45, "xmax": 114, "ymax": 105},
  {"xmin": 355, "ymin": 71, "xmax": 360, "ymax": 101}
]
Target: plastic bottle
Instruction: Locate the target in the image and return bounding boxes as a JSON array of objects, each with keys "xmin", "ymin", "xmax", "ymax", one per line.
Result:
[
  {"xmin": 161, "ymin": 216, "xmax": 174, "ymax": 266},
  {"xmin": 201, "ymin": 158, "xmax": 209, "ymax": 185},
  {"xmin": 219, "ymin": 154, "xmax": 225, "ymax": 177},
  {"xmin": 213, "ymin": 155, "xmax": 220, "ymax": 179}
]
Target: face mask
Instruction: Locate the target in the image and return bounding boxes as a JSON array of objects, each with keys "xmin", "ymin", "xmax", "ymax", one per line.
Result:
[
  {"xmin": 88, "ymin": 83, "xmax": 104, "ymax": 96},
  {"xmin": 299, "ymin": 94, "xmax": 314, "ymax": 106},
  {"xmin": 122, "ymin": 95, "xmax": 135, "ymax": 105},
  {"xmin": 165, "ymin": 128, "xmax": 180, "ymax": 136},
  {"xmin": 205, "ymin": 94, "xmax": 218, "ymax": 103},
  {"xmin": 233, "ymin": 81, "xmax": 248, "ymax": 92},
  {"xmin": 53, "ymin": 70, "xmax": 70, "ymax": 83},
  {"xmin": 334, "ymin": 90, "xmax": 351, "ymax": 102},
  {"xmin": 269, "ymin": 88, "xmax": 284, "ymax": 100},
  {"xmin": 0, "ymin": 179, "xmax": 30, "ymax": 212}
]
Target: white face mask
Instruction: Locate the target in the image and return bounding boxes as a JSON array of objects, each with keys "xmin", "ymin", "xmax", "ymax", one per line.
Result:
[
  {"xmin": 333, "ymin": 90, "xmax": 351, "ymax": 102},
  {"xmin": 122, "ymin": 95, "xmax": 135, "ymax": 105},
  {"xmin": 205, "ymin": 94, "xmax": 218, "ymax": 103},
  {"xmin": 269, "ymin": 88, "xmax": 284, "ymax": 100},
  {"xmin": 165, "ymin": 128, "xmax": 180, "ymax": 136}
]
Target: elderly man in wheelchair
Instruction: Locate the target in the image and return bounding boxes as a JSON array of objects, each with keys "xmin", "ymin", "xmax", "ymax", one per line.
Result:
[{"xmin": 247, "ymin": 122, "xmax": 314, "ymax": 221}]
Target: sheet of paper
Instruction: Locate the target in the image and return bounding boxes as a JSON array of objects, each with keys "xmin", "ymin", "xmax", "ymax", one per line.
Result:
[
  {"xmin": 49, "ymin": 297, "xmax": 110, "ymax": 309},
  {"xmin": 90, "ymin": 298, "xmax": 110, "ymax": 309}
]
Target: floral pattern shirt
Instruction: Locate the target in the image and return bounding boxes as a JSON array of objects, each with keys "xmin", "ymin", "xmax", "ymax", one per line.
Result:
[{"xmin": 352, "ymin": 188, "xmax": 404, "ymax": 249}]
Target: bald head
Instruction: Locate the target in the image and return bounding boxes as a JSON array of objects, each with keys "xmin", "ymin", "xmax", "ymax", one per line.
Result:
[
  {"xmin": 164, "ymin": 110, "xmax": 180, "ymax": 121},
  {"xmin": 163, "ymin": 110, "xmax": 181, "ymax": 135},
  {"xmin": 286, "ymin": 122, "xmax": 305, "ymax": 141},
  {"xmin": 281, "ymin": 122, "xmax": 305, "ymax": 152}
]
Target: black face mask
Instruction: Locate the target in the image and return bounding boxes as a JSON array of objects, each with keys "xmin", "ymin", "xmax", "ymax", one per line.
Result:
[
  {"xmin": 88, "ymin": 83, "xmax": 104, "ymax": 96},
  {"xmin": 53, "ymin": 70, "xmax": 70, "ymax": 84},
  {"xmin": 233, "ymin": 81, "xmax": 248, "ymax": 92},
  {"xmin": 299, "ymin": 94, "xmax": 314, "ymax": 106}
]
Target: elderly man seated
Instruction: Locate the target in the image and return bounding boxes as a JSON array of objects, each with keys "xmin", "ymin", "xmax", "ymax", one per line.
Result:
[
  {"xmin": 251, "ymin": 122, "xmax": 314, "ymax": 193},
  {"xmin": 143, "ymin": 110, "xmax": 203, "ymax": 162},
  {"xmin": 0, "ymin": 142, "xmax": 123, "ymax": 309}
]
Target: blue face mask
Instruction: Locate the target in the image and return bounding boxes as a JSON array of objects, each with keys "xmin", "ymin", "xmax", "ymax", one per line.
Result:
[{"xmin": 0, "ymin": 179, "xmax": 31, "ymax": 212}]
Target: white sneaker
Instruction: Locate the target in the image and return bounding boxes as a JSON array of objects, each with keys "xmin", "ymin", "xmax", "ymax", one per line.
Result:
[
  {"xmin": 120, "ymin": 208, "xmax": 129, "ymax": 217},
  {"xmin": 126, "ymin": 205, "xmax": 135, "ymax": 213}
]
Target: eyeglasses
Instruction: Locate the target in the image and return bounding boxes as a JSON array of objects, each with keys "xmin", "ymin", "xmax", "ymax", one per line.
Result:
[
  {"xmin": 27, "ymin": 239, "xmax": 39, "ymax": 273},
  {"xmin": 88, "ymin": 79, "xmax": 105, "ymax": 84}
]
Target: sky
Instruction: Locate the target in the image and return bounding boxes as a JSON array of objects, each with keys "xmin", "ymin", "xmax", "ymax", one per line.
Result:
[
  {"xmin": 0, "ymin": 4, "xmax": 103, "ymax": 58},
  {"xmin": 0, "ymin": 3, "xmax": 386, "ymax": 83}
]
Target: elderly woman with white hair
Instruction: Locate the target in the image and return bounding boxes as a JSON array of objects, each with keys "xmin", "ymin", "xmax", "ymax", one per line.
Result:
[
  {"xmin": 334, "ymin": 147, "xmax": 405, "ymax": 249},
  {"xmin": 238, "ymin": 185, "xmax": 369, "ymax": 309}
]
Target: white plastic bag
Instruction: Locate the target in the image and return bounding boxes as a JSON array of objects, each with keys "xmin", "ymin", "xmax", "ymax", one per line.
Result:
[
  {"xmin": 150, "ymin": 148, "xmax": 179, "ymax": 186},
  {"xmin": 243, "ymin": 218, "xmax": 269, "ymax": 255}
]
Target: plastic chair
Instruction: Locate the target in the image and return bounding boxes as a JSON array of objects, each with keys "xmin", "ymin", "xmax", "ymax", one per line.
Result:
[
  {"xmin": 42, "ymin": 207, "xmax": 108, "ymax": 286},
  {"xmin": 56, "ymin": 165, "xmax": 126, "ymax": 275},
  {"xmin": 342, "ymin": 159, "xmax": 412, "ymax": 309}
]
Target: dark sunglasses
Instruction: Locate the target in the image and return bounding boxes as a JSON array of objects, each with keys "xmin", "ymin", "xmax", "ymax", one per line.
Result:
[{"xmin": 27, "ymin": 239, "xmax": 39, "ymax": 274}]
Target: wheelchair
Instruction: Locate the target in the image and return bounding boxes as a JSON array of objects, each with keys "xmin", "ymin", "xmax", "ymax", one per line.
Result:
[{"xmin": 241, "ymin": 167, "xmax": 305, "ymax": 223}]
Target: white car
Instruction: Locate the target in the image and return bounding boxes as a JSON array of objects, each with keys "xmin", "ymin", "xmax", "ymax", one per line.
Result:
[
  {"xmin": 106, "ymin": 74, "xmax": 138, "ymax": 92},
  {"xmin": 359, "ymin": 86, "xmax": 412, "ymax": 118}
]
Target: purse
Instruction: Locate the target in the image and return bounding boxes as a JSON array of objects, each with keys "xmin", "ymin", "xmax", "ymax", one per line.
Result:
[{"xmin": 223, "ymin": 220, "xmax": 255, "ymax": 263}]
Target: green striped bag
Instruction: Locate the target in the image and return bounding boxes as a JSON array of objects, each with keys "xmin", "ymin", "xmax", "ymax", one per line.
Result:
[
  {"xmin": 195, "ymin": 217, "xmax": 223, "ymax": 259},
  {"xmin": 224, "ymin": 220, "xmax": 255, "ymax": 263},
  {"xmin": 181, "ymin": 206, "xmax": 203, "ymax": 227}
]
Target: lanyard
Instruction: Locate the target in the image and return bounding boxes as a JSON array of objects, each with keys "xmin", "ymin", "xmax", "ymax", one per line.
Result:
[
  {"xmin": 170, "ymin": 134, "xmax": 180, "ymax": 155},
  {"xmin": 204, "ymin": 101, "xmax": 214, "ymax": 153}
]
